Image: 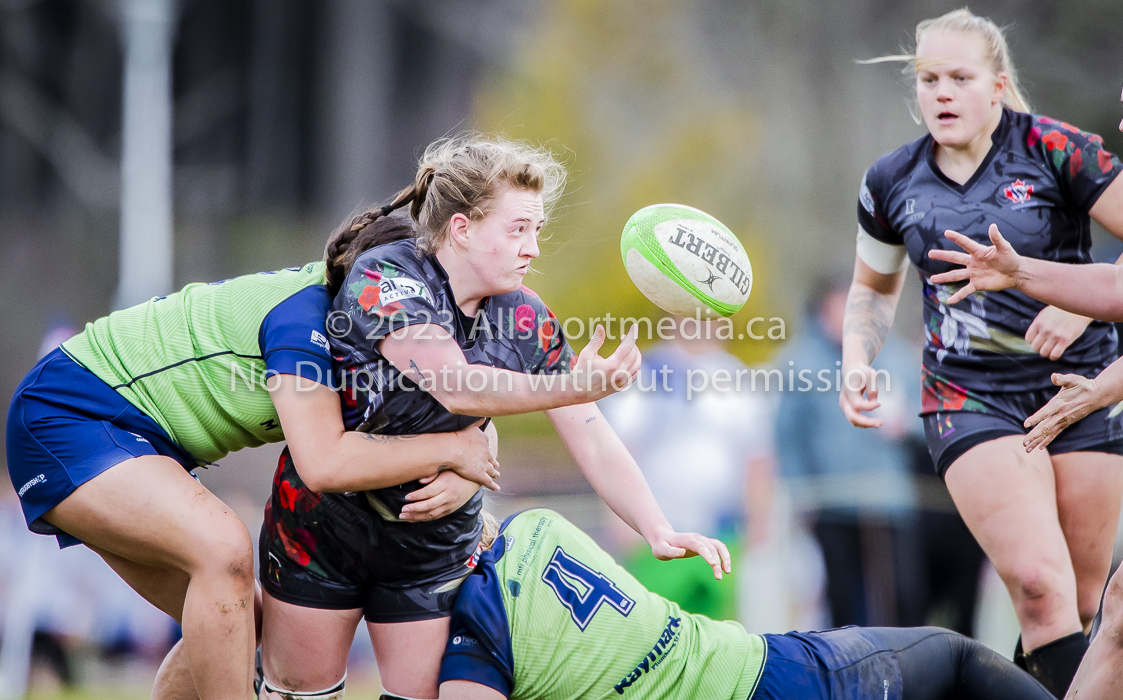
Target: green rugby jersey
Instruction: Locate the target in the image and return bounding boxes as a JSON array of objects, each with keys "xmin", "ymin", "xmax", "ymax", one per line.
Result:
[
  {"xmin": 440, "ymin": 509, "xmax": 767, "ymax": 699},
  {"xmin": 61, "ymin": 262, "xmax": 334, "ymax": 465}
]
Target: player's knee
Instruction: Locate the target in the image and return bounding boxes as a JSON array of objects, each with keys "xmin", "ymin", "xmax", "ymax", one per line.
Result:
[
  {"xmin": 193, "ymin": 519, "xmax": 255, "ymax": 589},
  {"xmin": 1100, "ymin": 570, "xmax": 1123, "ymax": 643},
  {"xmin": 1009, "ymin": 563, "xmax": 1067, "ymax": 620}
]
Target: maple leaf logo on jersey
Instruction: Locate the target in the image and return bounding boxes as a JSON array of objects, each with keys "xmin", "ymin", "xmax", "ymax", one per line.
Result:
[{"xmin": 1003, "ymin": 179, "xmax": 1034, "ymax": 204}]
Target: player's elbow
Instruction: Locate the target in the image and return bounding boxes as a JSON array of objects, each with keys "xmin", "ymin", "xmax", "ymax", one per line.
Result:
[{"xmin": 287, "ymin": 451, "xmax": 336, "ymax": 493}]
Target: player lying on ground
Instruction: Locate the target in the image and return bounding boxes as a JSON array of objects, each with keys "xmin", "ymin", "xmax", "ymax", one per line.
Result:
[
  {"xmin": 257, "ymin": 135, "xmax": 730, "ymax": 700},
  {"xmin": 372, "ymin": 508, "xmax": 1053, "ymax": 700}
]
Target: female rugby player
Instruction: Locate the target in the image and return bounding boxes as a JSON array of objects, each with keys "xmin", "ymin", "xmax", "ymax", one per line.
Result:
[
  {"xmin": 5, "ymin": 195, "xmax": 634, "ymax": 697},
  {"xmin": 257, "ymin": 135, "xmax": 730, "ymax": 700},
  {"xmin": 924, "ymin": 85, "xmax": 1123, "ymax": 700},
  {"xmin": 369, "ymin": 508, "xmax": 1050, "ymax": 700},
  {"xmin": 839, "ymin": 9, "xmax": 1123, "ymax": 697}
]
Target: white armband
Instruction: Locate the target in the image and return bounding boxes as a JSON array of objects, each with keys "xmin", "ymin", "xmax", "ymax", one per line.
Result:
[{"xmin": 856, "ymin": 229, "xmax": 909, "ymax": 275}]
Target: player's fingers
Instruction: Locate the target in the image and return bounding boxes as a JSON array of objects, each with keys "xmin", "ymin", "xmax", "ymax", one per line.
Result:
[
  {"xmin": 928, "ymin": 267, "xmax": 970, "ymax": 284},
  {"xmin": 989, "ymin": 224, "xmax": 1011, "ymax": 251},
  {"xmin": 1048, "ymin": 341, "xmax": 1069, "ymax": 362},
  {"xmin": 403, "ymin": 480, "xmax": 442, "ymax": 502},
  {"xmin": 418, "ymin": 474, "xmax": 436, "ymax": 485},
  {"xmin": 1037, "ymin": 337, "xmax": 1058, "ymax": 360},
  {"xmin": 585, "ymin": 324, "xmax": 606, "ymax": 355},
  {"xmin": 944, "ymin": 282, "xmax": 976, "ymax": 306},
  {"xmin": 927, "ymin": 249, "xmax": 972, "ymax": 266},
  {"xmin": 943, "ymin": 230, "xmax": 982, "ymax": 253},
  {"xmin": 715, "ymin": 538, "xmax": 732, "ymax": 574}
]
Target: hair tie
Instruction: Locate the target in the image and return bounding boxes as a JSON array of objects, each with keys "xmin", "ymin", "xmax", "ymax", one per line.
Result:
[{"xmin": 380, "ymin": 204, "xmax": 394, "ymax": 217}]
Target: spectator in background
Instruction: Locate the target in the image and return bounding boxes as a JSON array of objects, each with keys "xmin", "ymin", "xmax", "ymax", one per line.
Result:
[
  {"xmin": 601, "ymin": 316, "xmax": 775, "ymax": 621},
  {"xmin": 776, "ymin": 277, "xmax": 924, "ymax": 628}
]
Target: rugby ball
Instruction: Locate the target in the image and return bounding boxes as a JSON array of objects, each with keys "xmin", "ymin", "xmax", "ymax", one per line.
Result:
[{"xmin": 621, "ymin": 204, "xmax": 752, "ymax": 318}]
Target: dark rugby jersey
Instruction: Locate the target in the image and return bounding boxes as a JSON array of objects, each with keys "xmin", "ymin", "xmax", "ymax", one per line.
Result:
[
  {"xmin": 858, "ymin": 107, "xmax": 1123, "ymax": 396},
  {"xmin": 329, "ymin": 238, "xmax": 575, "ymax": 515}
]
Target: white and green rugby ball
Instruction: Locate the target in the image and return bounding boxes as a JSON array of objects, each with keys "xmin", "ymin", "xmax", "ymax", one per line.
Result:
[{"xmin": 621, "ymin": 203, "xmax": 752, "ymax": 318}]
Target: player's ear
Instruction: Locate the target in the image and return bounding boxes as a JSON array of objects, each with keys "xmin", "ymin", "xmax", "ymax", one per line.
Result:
[
  {"xmin": 992, "ymin": 71, "xmax": 1008, "ymax": 105},
  {"xmin": 448, "ymin": 212, "xmax": 472, "ymax": 248}
]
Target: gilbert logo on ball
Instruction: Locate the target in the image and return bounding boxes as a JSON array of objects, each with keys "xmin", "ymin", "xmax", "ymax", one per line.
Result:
[{"xmin": 621, "ymin": 203, "xmax": 752, "ymax": 318}]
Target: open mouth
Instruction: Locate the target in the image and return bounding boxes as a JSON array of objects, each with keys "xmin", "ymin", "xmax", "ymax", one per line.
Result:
[{"xmin": 937, "ymin": 111, "xmax": 958, "ymax": 124}]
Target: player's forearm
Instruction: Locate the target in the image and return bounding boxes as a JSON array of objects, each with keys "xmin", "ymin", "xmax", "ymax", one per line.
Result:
[
  {"xmin": 1086, "ymin": 356, "xmax": 1123, "ymax": 412},
  {"xmin": 1015, "ymin": 258, "xmax": 1123, "ymax": 322},
  {"xmin": 293, "ymin": 431, "xmax": 460, "ymax": 493},
  {"xmin": 426, "ymin": 369, "xmax": 591, "ymax": 416},
  {"xmin": 842, "ymin": 281, "xmax": 900, "ymax": 366},
  {"xmin": 549, "ymin": 407, "xmax": 672, "ymax": 543}
]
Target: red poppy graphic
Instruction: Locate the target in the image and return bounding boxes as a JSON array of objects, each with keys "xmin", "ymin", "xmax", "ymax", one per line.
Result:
[
  {"xmin": 1069, "ymin": 148, "xmax": 1083, "ymax": 177},
  {"xmin": 1059, "ymin": 121, "xmax": 1079, "ymax": 133},
  {"xmin": 515, "ymin": 304, "xmax": 536, "ymax": 333},
  {"xmin": 921, "ymin": 377, "xmax": 970, "ymax": 413},
  {"xmin": 538, "ymin": 319, "xmax": 555, "ymax": 348},
  {"xmin": 375, "ymin": 300, "xmax": 404, "ymax": 317},
  {"xmin": 363, "ymin": 268, "xmax": 382, "ymax": 281},
  {"xmin": 1100, "ymin": 149, "xmax": 1116, "ymax": 174},
  {"xmin": 358, "ymin": 284, "xmax": 380, "ymax": 312},
  {"xmin": 569, "ymin": 354, "xmax": 578, "ymax": 371},
  {"xmin": 1041, "ymin": 131, "xmax": 1068, "ymax": 152},
  {"xmin": 277, "ymin": 522, "xmax": 311, "ymax": 566},
  {"xmin": 1089, "ymin": 133, "xmax": 1104, "ymax": 146},
  {"xmin": 547, "ymin": 348, "xmax": 561, "ymax": 367},
  {"xmin": 1026, "ymin": 126, "xmax": 1042, "ymax": 147},
  {"xmin": 279, "ymin": 479, "xmax": 299, "ymax": 511}
]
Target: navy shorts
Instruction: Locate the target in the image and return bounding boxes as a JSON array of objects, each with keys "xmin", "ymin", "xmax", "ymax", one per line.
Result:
[
  {"xmin": 923, "ymin": 384, "xmax": 1123, "ymax": 478},
  {"xmin": 755, "ymin": 627, "xmax": 903, "ymax": 700},
  {"xmin": 753, "ymin": 626, "xmax": 1050, "ymax": 700},
  {"xmin": 259, "ymin": 447, "xmax": 484, "ymax": 623},
  {"xmin": 6, "ymin": 349, "xmax": 195, "ymax": 547}
]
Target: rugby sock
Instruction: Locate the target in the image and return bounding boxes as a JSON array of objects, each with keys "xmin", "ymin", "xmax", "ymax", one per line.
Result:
[
  {"xmin": 1023, "ymin": 631, "xmax": 1088, "ymax": 699},
  {"xmin": 1013, "ymin": 635, "xmax": 1026, "ymax": 670}
]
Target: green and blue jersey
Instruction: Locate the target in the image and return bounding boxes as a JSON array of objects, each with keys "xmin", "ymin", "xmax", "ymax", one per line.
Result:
[
  {"xmin": 61, "ymin": 262, "xmax": 333, "ymax": 465},
  {"xmin": 440, "ymin": 509, "xmax": 767, "ymax": 699}
]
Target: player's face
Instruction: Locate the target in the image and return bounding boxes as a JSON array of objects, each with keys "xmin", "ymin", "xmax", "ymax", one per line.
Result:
[
  {"xmin": 915, "ymin": 30, "xmax": 1005, "ymax": 148},
  {"xmin": 465, "ymin": 186, "xmax": 544, "ymax": 294}
]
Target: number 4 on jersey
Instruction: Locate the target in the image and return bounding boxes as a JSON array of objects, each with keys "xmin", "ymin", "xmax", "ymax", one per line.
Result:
[{"xmin": 541, "ymin": 546, "xmax": 635, "ymax": 630}]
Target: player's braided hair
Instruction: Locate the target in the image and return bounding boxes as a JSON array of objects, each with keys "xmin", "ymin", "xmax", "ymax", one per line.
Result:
[
  {"xmin": 859, "ymin": 8, "xmax": 1031, "ymax": 120},
  {"xmin": 323, "ymin": 134, "xmax": 566, "ymax": 296},
  {"xmin": 323, "ymin": 203, "xmax": 417, "ymax": 298}
]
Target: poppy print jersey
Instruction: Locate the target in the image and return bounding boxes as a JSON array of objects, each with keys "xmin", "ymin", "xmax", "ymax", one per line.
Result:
[
  {"xmin": 329, "ymin": 238, "xmax": 575, "ymax": 516},
  {"xmin": 858, "ymin": 107, "xmax": 1122, "ymax": 399}
]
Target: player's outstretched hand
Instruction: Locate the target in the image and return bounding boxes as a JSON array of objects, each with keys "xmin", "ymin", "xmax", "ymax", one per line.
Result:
[
  {"xmin": 401, "ymin": 471, "xmax": 480, "ymax": 521},
  {"xmin": 1024, "ymin": 373, "xmax": 1103, "ymax": 452},
  {"xmin": 928, "ymin": 224, "xmax": 1022, "ymax": 304},
  {"xmin": 1025, "ymin": 306, "xmax": 1092, "ymax": 361},
  {"xmin": 650, "ymin": 529, "xmax": 732, "ymax": 580},
  {"xmin": 572, "ymin": 323, "xmax": 642, "ymax": 401},
  {"xmin": 446, "ymin": 421, "xmax": 501, "ymax": 491},
  {"xmin": 839, "ymin": 362, "xmax": 883, "ymax": 429}
]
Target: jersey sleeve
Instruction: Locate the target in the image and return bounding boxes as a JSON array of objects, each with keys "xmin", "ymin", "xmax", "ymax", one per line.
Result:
[
  {"xmin": 1032, "ymin": 116, "xmax": 1123, "ymax": 212},
  {"xmin": 439, "ymin": 541, "xmax": 515, "ymax": 697},
  {"xmin": 338, "ymin": 249, "xmax": 444, "ymax": 344},
  {"xmin": 506, "ymin": 290, "xmax": 576, "ymax": 375},
  {"xmin": 856, "ymin": 164, "xmax": 902, "ymax": 245},
  {"xmin": 258, "ymin": 285, "xmax": 334, "ymax": 387}
]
